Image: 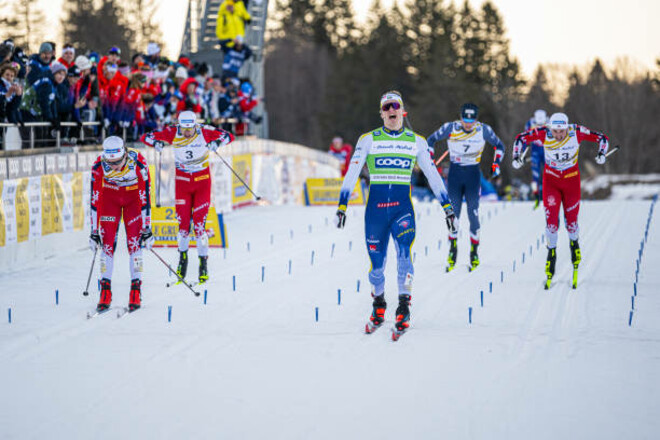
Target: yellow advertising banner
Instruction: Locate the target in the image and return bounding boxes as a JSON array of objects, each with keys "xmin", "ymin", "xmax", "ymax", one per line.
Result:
[
  {"xmin": 303, "ymin": 178, "xmax": 366, "ymax": 206},
  {"xmin": 150, "ymin": 206, "xmax": 226, "ymax": 248},
  {"xmin": 231, "ymin": 154, "xmax": 254, "ymax": 207},
  {"xmin": 15, "ymin": 178, "xmax": 29, "ymax": 242},
  {"xmin": 72, "ymin": 172, "xmax": 84, "ymax": 231},
  {"xmin": 148, "ymin": 164, "xmax": 156, "ymax": 207},
  {"xmin": 0, "ymin": 180, "xmax": 5, "ymax": 247},
  {"xmin": 41, "ymin": 175, "xmax": 54, "ymax": 235},
  {"xmin": 51, "ymin": 174, "xmax": 65, "ymax": 235}
]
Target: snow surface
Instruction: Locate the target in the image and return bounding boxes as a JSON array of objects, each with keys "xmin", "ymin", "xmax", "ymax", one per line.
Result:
[{"xmin": 1, "ymin": 200, "xmax": 659, "ymax": 440}]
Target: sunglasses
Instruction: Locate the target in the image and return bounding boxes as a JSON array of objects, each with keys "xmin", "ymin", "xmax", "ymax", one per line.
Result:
[{"xmin": 381, "ymin": 102, "xmax": 401, "ymax": 111}]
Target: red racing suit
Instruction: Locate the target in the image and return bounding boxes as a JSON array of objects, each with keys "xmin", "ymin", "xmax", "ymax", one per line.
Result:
[
  {"xmin": 329, "ymin": 142, "xmax": 353, "ymax": 176},
  {"xmin": 513, "ymin": 125, "xmax": 608, "ymax": 247},
  {"xmin": 140, "ymin": 125, "xmax": 234, "ymax": 256},
  {"xmin": 90, "ymin": 149, "xmax": 151, "ymax": 280}
]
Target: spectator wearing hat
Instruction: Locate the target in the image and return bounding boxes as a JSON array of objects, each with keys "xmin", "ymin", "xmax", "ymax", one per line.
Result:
[
  {"xmin": 0, "ymin": 44, "xmax": 12, "ymax": 64},
  {"xmin": 73, "ymin": 55, "xmax": 100, "ymax": 128},
  {"xmin": 101, "ymin": 62, "xmax": 129, "ymax": 134},
  {"xmin": 58, "ymin": 44, "xmax": 76, "ymax": 69},
  {"xmin": 215, "ymin": 0, "xmax": 252, "ymax": 48},
  {"xmin": 98, "ymin": 46, "xmax": 121, "ymax": 91},
  {"xmin": 177, "ymin": 76, "xmax": 202, "ymax": 117},
  {"xmin": 220, "ymin": 35, "xmax": 252, "ymax": 81},
  {"xmin": 328, "ymin": 135, "xmax": 353, "ymax": 177},
  {"xmin": 145, "ymin": 42, "xmax": 161, "ymax": 69},
  {"xmin": 174, "ymin": 65, "xmax": 188, "ymax": 88},
  {"xmin": 0, "ymin": 62, "xmax": 23, "ymax": 123},
  {"xmin": 120, "ymin": 73, "xmax": 145, "ymax": 134},
  {"xmin": 27, "ymin": 42, "xmax": 54, "ymax": 87},
  {"xmin": 50, "ymin": 62, "xmax": 75, "ymax": 130}
]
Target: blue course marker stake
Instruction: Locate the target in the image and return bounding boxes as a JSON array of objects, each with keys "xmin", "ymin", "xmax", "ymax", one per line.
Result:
[
  {"xmin": 629, "ymin": 310, "xmax": 633, "ymax": 327},
  {"xmin": 311, "ymin": 250, "xmax": 315, "ymax": 266},
  {"xmin": 513, "ymin": 261, "xmax": 516, "ymax": 272},
  {"xmin": 631, "ymin": 296, "xmax": 635, "ymax": 310},
  {"xmin": 480, "ymin": 291, "xmax": 484, "ymax": 307},
  {"xmin": 349, "ymin": 241, "xmax": 352, "ymax": 251},
  {"xmin": 56, "ymin": 289, "xmax": 59, "ymax": 305},
  {"xmin": 468, "ymin": 307, "xmax": 473, "ymax": 324},
  {"xmin": 357, "ymin": 280, "xmax": 360, "ymax": 292},
  {"xmin": 338, "ymin": 289, "xmax": 341, "ymax": 305},
  {"xmin": 438, "ymin": 240, "xmax": 441, "ymax": 250},
  {"xmin": 315, "ymin": 307, "xmax": 319, "ymax": 322},
  {"xmin": 308, "ymin": 224, "xmax": 312, "ymax": 233},
  {"xmin": 425, "ymin": 246, "xmax": 428, "ymax": 257},
  {"xmin": 98, "ymin": 279, "xmax": 101, "ymax": 291},
  {"xmin": 290, "ymin": 229, "xmax": 294, "ymax": 239},
  {"xmin": 168, "ymin": 305, "xmax": 172, "ymax": 322},
  {"xmin": 8, "ymin": 308, "xmax": 11, "ymax": 323},
  {"xmin": 261, "ymin": 266, "xmax": 265, "ymax": 282},
  {"xmin": 522, "ymin": 252, "xmax": 525, "ymax": 264},
  {"xmin": 331, "ymin": 243, "xmax": 335, "ymax": 258},
  {"xmin": 413, "ymin": 252, "xmax": 416, "ymax": 263},
  {"xmin": 489, "ymin": 282, "xmax": 493, "ymax": 293},
  {"xmin": 634, "ymin": 283, "xmax": 637, "ymax": 296},
  {"xmin": 204, "ymin": 290, "xmax": 208, "ymax": 305},
  {"xmin": 530, "ymin": 245, "xmax": 533, "ymax": 256},
  {"xmin": 288, "ymin": 259, "xmax": 292, "ymax": 275},
  {"xmin": 247, "ymin": 242, "xmax": 251, "ymax": 252},
  {"xmin": 233, "ymin": 275, "xmax": 236, "ymax": 291},
  {"xmin": 501, "ymin": 271, "xmax": 504, "ymax": 283}
]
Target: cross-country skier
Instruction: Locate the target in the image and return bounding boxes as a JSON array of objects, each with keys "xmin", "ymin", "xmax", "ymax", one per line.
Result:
[
  {"xmin": 523, "ymin": 109, "xmax": 548, "ymax": 209},
  {"xmin": 335, "ymin": 91, "xmax": 457, "ymax": 339},
  {"xmin": 89, "ymin": 136, "xmax": 153, "ymax": 312},
  {"xmin": 512, "ymin": 112, "xmax": 609, "ymax": 289},
  {"xmin": 140, "ymin": 111, "xmax": 234, "ymax": 284},
  {"xmin": 427, "ymin": 103, "xmax": 506, "ymax": 272}
]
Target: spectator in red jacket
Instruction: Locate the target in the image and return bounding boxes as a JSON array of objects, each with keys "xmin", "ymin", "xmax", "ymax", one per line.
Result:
[
  {"xmin": 57, "ymin": 44, "xmax": 75, "ymax": 69},
  {"xmin": 329, "ymin": 135, "xmax": 353, "ymax": 176},
  {"xmin": 98, "ymin": 46, "xmax": 121, "ymax": 91}
]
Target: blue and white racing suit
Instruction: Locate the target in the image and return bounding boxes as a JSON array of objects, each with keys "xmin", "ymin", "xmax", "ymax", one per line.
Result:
[
  {"xmin": 427, "ymin": 121, "xmax": 505, "ymax": 243},
  {"xmin": 338, "ymin": 126, "xmax": 451, "ymax": 298}
]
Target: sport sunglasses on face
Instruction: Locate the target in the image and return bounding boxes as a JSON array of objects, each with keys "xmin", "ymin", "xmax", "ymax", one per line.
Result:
[{"xmin": 381, "ymin": 102, "xmax": 401, "ymax": 111}]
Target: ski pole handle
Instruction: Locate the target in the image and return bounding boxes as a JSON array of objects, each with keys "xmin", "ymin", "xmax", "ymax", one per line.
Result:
[
  {"xmin": 83, "ymin": 247, "xmax": 98, "ymax": 296},
  {"xmin": 605, "ymin": 145, "xmax": 620, "ymax": 157}
]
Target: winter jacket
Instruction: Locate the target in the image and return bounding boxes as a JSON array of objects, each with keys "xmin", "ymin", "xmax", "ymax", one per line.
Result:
[
  {"xmin": 0, "ymin": 77, "xmax": 21, "ymax": 122},
  {"xmin": 215, "ymin": 1, "xmax": 251, "ymax": 44}
]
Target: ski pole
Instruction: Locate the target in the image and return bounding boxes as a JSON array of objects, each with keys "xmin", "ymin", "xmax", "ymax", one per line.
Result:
[
  {"xmin": 83, "ymin": 247, "xmax": 98, "ymax": 296},
  {"xmin": 150, "ymin": 248, "xmax": 200, "ymax": 296},
  {"xmin": 606, "ymin": 145, "xmax": 620, "ymax": 158},
  {"xmin": 156, "ymin": 150, "xmax": 162, "ymax": 207},
  {"xmin": 434, "ymin": 150, "xmax": 449, "ymax": 166},
  {"xmin": 212, "ymin": 150, "xmax": 262, "ymax": 201}
]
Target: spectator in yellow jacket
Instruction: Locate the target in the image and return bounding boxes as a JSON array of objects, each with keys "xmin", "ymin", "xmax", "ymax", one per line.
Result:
[{"xmin": 215, "ymin": 0, "xmax": 252, "ymax": 48}]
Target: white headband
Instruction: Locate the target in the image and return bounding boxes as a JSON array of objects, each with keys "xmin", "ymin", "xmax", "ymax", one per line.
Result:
[{"xmin": 380, "ymin": 93, "xmax": 403, "ymax": 108}]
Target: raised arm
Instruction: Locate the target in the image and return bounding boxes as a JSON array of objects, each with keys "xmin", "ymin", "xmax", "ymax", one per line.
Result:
[{"xmin": 427, "ymin": 122, "xmax": 454, "ymax": 150}]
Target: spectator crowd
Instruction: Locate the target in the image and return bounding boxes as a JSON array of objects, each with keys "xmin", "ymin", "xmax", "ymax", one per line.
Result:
[{"xmin": 0, "ymin": 2, "xmax": 261, "ymax": 149}]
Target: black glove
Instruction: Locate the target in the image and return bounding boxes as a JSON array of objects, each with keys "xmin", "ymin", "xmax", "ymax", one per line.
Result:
[
  {"xmin": 139, "ymin": 227, "xmax": 155, "ymax": 249},
  {"xmin": 89, "ymin": 231, "xmax": 101, "ymax": 251},
  {"xmin": 336, "ymin": 207, "xmax": 347, "ymax": 229}
]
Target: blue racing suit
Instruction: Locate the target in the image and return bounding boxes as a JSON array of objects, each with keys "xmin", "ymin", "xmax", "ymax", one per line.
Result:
[
  {"xmin": 338, "ymin": 126, "xmax": 451, "ymax": 298},
  {"xmin": 427, "ymin": 121, "xmax": 505, "ymax": 243}
]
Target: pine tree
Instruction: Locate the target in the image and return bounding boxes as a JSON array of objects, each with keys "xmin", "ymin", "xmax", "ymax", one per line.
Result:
[
  {"xmin": 6, "ymin": 0, "xmax": 46, "ymax": 52},
  {"xmin": 61, "ymin": 0, "xmax": 133, "ymax": 56},
  {"xmin": 120, "ymin": 0, "xmax": 164, "ymax": 55}
]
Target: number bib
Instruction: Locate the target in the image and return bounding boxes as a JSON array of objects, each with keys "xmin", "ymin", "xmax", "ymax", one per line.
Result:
[
  {"xmin": 172, "ymin": 129, "xmax": 210, "ymax": 173},
  {"xmin": 447, "ymin": 122, "xmax": 487, "ymax": 165},
  {"xmin": 544, "ymin": 127, "xmax": 580, "ymax": 171}
]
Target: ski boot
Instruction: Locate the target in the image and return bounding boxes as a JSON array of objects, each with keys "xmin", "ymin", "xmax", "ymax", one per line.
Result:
[
  {"xmin": 176, "ymin": 251, "xmax": 188, "ymax": 282},
  {"xmin": 199, "ymin": 256, "xmax": 208, "ymax": 284},
  {"xmin": 128, "ymin": 279, "xmax": 141, "ymax": 312},
  {"xmin": 544, "ymin": 247, "xmax": 556, "ymax": 290},
  {"xmin": 365, "ymin": 294, "xmax": 387, "ymax": 334},
  {"xmin": 469, "ymin": 242, "xmax": 480, "ymax": 271},
  {"xmin": 97, "ymin": 278, "xmax": 112, "ymax": 312},
  {"xmin": 570, "ymin": 240, "xmax": 581, "ymax": 289},
  {"xmin": 392, "ymin": 295, "xmax": 411, "ymax": 341},
  {"xmin": 446, "ymin": 238, "xmax": 458, "ymax": 272}
]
